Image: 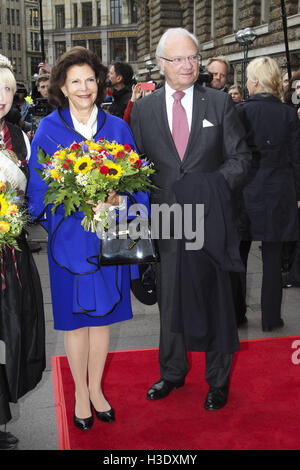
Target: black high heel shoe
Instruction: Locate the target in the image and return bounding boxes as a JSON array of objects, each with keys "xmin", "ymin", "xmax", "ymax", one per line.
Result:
[
  {"xmin": 73, "ymin": 401, "xmax": 94, "ymax": 431},
  {"xmin": 90, "ymin": 401, "xmax": 115, "ymax": 422}
]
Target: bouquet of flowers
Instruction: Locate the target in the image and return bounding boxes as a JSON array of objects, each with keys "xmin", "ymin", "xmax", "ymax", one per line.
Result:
[
  {"xmin": 0, "ymin": 181, "xmax": 27, "ymax": 254},
  {"xmin": 36, "ymin": 139, "xmax": 155, "ymax": 232}
]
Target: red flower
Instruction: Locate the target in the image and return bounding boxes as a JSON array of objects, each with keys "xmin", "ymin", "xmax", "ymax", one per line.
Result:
[
  {"xmin": 71, "ymin": 143, "xmax": 80, "ymax": 150},
  {"xmin": 133, "ymin": 159, "xmax": 142, "ymax": 169},
  {"xmin": 116, "ymin": 150, "xmax": 126, "ymax": 159},
  {"xmin": 100, "ymin": 166, "xmax": 109, "ymax": 175},
  {"xmin": 66, "ymin": 159, "xmax": 72, "ymax": 164},
  {"xmin": 63, "ymin": 163, "xmax": 69, "ymax": 169},
  {"xmin": 124, "ymin": 144, "xmax": 132, "ymax": 152}
]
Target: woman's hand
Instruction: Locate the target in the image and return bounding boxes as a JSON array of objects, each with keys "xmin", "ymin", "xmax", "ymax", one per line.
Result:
[
  {"xmin": 91, "ymin": 190, "xmax": 120, "ymax": 214},
  {"xmin": 130, "ymin": 83, "xmax": 142, "ymax": 103}
]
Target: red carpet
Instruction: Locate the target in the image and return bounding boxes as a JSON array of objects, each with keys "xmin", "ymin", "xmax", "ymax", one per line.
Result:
[{"xmin": 52, "ymin": 336, "xmax": 300, "ymax": 450}]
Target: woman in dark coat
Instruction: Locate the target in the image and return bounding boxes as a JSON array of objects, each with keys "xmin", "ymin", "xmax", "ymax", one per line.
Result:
[
  {"xmin": 235, "ymin": 56, "xmax": 300, "ymax": 331},
  {"xmin": 0, "ymin": 55, "xmax": 45, "ymax": 449}
]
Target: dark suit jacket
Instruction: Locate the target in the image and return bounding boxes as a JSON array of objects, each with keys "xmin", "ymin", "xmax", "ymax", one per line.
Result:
[
  {"xmin": 131, "ymin": 83, "xmax": 251, "ymax": 208},
  {"xmin": 130, "ymin": 83, "xmax": 251, "ymax": 353},
  {"xmin": 235, "ymin": 93, "xmax": 300, "ymax": 241}
]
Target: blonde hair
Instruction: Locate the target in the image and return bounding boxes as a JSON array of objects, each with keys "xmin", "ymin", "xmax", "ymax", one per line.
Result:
[
  {"xmin": 207, "ymin": 56, "xmax": 230, "ymax": 74},
  {"xmin": 247, "ymin": 56, "xmax": 282, "ymax": 100},
  {"xmin": 0, "ymin": 66, "xmax": 17, "ymax": 94}
]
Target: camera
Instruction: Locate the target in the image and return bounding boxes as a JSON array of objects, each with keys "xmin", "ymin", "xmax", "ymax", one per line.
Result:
[
  {"xmin": 30, "ymin": 98, "xmax": 53, "ymax": 132},
  {"xmin": 197, "ymin": 67, "xmax": 213, "ymax": 85}
]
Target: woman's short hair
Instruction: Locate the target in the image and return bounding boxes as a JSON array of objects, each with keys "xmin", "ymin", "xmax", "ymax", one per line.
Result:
[
  {"xmin": 48, "ymin": 47, "xmax": 108, "ymax": 109},
  {"xmin": 247, "ymin": 56, "xmax": 283, "ymax": 100},
  {"xmin": 0, "ymin": 66, "xmax": 17, "ymax": 94}
]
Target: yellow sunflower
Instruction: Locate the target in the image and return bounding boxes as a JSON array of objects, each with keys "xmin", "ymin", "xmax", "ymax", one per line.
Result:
[
  {"xmin": 0, "ymin": 221, "xmax": 10, "ymax": 233},
  {"xmin": 74, "ymin": 156, "xmax": 93, "ymax": 175},
  {"xmin": 105, "ymin": 161, "xmax": 124, "ymax": 179},
  {"xmin": 51, "ymin": 169, "xmax": 62, "ymax": 180},
  {"xmin": 0, "ymin": 194, "xmax": 9, "ymax": 215}
]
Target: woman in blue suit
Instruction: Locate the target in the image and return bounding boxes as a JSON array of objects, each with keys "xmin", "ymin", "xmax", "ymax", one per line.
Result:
[{"xmin": 27, "ymin": 47, "xmax": 143, "ymax": 431}]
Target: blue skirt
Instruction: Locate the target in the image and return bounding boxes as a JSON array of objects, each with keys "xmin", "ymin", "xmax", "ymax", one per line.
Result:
[{"xmin": 46, "ymin": 206, "xmax": 137, "ymax": 331}]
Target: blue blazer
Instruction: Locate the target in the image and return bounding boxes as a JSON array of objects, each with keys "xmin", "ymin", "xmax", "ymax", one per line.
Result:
[{"xmin": 27, "ymin": 107, "xmax": 148, "ymax": 329}]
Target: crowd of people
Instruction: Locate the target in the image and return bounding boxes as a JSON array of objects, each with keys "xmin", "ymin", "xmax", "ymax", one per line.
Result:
[{"xmin": 0, "ymin": 26, "xmax": 300, "ymax": 449}]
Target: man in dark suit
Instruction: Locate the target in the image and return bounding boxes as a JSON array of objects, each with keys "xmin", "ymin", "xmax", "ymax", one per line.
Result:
[{"xmin": 131, "ymin": 28, "xmax": 251, "ymax": 410}]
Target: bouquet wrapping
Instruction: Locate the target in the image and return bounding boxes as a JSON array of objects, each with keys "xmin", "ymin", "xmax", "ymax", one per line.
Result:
[{"xmin": 36, "ymin": 139, "xmax": 155, "ymax": 232}]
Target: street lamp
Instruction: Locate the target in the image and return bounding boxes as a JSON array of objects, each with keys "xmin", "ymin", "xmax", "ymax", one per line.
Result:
[
  {"xmin": 235, "ymin": 27, "xmax": 257, "ymax": 99},
  {"xmin": 145, "ymin": 60, "xmax": 155, "ymax": 80}
]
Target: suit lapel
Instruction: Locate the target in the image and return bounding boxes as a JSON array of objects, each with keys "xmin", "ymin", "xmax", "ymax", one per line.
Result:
[
  {"xmin": 151, "ymin": 87, "xmax": 182, "ymax": 164},
  {"xmin": 183, "ymin": 85, "xmax": 208, "ymax": 164}
]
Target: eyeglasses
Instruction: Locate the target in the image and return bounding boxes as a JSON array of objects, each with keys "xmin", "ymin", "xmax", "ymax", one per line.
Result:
[{"xmin": 159, "ymin": 54, "xmax": 200, "ymax": 66}]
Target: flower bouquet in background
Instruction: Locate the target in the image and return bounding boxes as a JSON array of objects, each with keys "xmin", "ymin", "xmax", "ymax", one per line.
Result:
[
  {"xmin": 36, "ymin": 139, "xmax": 155, "ymax": 232},
  {"xmin": 0, "ymin": 181, "xmax": 28, "ymax": 254}
]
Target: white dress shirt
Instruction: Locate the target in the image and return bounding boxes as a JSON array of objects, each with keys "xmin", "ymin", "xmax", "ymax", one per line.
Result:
[
  {"xmin": 165, "ymin": 82, "xmax": 194, "ymax": 132},
  {"xmin": 71, "ymin": 104, "xmax": 98, "ymax": 140}
]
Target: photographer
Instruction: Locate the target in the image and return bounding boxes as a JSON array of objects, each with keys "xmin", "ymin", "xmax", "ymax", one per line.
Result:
[
  {"xmin": 107, "ymin": 62, "xmax": 134, "ymax": 118},
  {"xmin": 29, "ymin": 74, "xmax": 54, "ymax": 138}
]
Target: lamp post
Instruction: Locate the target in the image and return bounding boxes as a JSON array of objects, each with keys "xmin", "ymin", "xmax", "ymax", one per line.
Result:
[
  {"xmin": 145, "ymin": 60, "xmax": 155, "ymax": 81},
  {"xmin": 235, "ymin": 27, "xmax": 257, "ymax": 99},
  {"xmin": 39, "ymin": 0, "xmax": 45, "ymax": 63}
]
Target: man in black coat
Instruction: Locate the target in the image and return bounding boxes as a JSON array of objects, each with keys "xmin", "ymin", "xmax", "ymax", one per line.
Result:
[
  {"xmin": 107, "ymin": 62, "xmax": 134, "ymax": 119},
  {"xmin": 131, "ymin": 28, "xmax": 251, "ymax": 410}
]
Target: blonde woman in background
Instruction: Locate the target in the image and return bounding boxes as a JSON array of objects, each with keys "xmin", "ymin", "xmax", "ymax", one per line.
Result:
[{"xmin": 234, "ymin": 56, "xmax": 300, "ymax": 331}]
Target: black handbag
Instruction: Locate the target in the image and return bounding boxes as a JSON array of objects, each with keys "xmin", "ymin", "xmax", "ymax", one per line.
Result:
[
  {"xmin": 99, "ymin": 191, "xmax": 159, "ymax": 266},
  {"xmin": 100, "ymin": 219, "xmax": 159, "ymax": 266}
]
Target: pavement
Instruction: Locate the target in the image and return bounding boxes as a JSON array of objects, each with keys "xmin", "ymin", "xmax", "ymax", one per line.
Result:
[{"xmin": 2, "ymin": 224, "xmax": 300, "ymax": 450}]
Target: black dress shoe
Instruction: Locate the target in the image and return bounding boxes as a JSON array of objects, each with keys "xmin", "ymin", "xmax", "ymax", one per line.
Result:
[
  {"xmin": 204, "ymin": 386, "xmax": 229, "ymax": 411},
  {"xmin": 147, "ymin": 378, "xmax": 185, "ymax": 400},
  {"xmin": 73, "ymin": 402, "xmax": 94, "ymax": 431},
  {"xmin": 0, "ymin": 431, "xmax": 18, "ymax": 450},
  {"xmin": 262, "ymin": 318, "xmax": 284, "ymax": 332},
  {"xmin": 90, "ymin": 401, "xmax": 115, "ymax": 422}
]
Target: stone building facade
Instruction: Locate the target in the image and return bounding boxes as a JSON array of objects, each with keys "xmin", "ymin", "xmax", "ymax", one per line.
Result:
[
  {"xmin": 136, "ymin": 0, "xmax": 300, "ymax": 83},
  {"xmin": 41, "ymin": 0, "xmax": 138, "ymax": 69},
  {"xmin": 0, "ymin": 0, "xmax": 42, "ymax": 86}
]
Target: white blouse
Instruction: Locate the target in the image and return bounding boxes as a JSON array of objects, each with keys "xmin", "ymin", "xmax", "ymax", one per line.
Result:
[{"xmin": 70, "ymin": 105, "xmax": 98, "ymax": 140}]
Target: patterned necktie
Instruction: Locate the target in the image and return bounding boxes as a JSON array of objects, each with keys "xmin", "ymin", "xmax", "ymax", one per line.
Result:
[{"xmin": 172, "ymin": 90, "xmax": 190, "ymax": 160}]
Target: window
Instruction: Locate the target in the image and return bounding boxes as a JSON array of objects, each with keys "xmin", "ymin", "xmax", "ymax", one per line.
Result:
[
  {"xmin": 30, "ymin": 8, "xmax": 39, "ymax": 27},
  {"xmin": 73, "ymin": 40, "xmax": 86, "ymax": 47},
  {"xmin": 89, "ymin": 39, "xmax": 102, "ymax": 60},
  {"xmin": 7, "ymin": 34, "xmax": 11, "ymax": 50},
  {"xmin": 17, "ymin": 34, "xmax": 21, "ymax": 51},
  {"xmin": 55, "ymin": 5, "xmax": 65, "ymax": 29},
  {"xmin": 82, "ymin": 2, "xmax": 93, "ymax": 27},
  {"xmin": 97, "ymin": 1, "xmax": 101, "ymax": 25},
  {"xmin": 11, "ymin": 9, "xmax": 15, "ymax": 25},
  {"xmin": 110, "ymin": 37, "xmax": 126, "ymax": 62},
  {"xmin": 110, "ymin": 0, "xmax": 122, "ymax": 25},
  {"xmin": 16, "ymin": 10, "xmax": 20, "ymax": 26},
  {"xmin": 128, "ymin": 37, "xmax": 137, "ymax": 62},
  {"xmin": 55, "ymin": 41, "xmax": 66, "ymax": 60},
  {"xmin": 131, "ymin": 1, "xmax": 138, "ymax": 23},
  {"xmin": 7, "ymin": 8, "xmax": 10, "ymax": 25},
  {"xmin": 0, "ymin": 34, "xmax": 2, "ymax": 50},
  {"xmin": 73, "ymin": 3, "xmax": 78, "ymax": 27},
  {"xmin": 12, "ymin": 34, "xmax": 16, "ymax": 51},
  {"xmin": 31, "ymin": 32, "xmax": 39, "ymax": 51}
]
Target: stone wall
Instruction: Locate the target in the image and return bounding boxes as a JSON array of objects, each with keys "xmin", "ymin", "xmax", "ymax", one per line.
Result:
[{"xmin": 136, "ymin": 0, "xmax": 300, "ymax": 82}]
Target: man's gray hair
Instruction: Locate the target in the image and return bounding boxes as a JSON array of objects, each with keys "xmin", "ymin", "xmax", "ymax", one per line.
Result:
[{"xmin": 155, "ymin": 28, "xmax": 199, "ymax": 59}]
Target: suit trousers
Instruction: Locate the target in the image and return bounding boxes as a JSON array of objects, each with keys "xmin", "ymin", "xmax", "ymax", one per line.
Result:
[
  {"xmin": 156, "ymin": 241, "xmax": 233, "ymax": 388},
  {"xmin": 239, "ymin": 240, "xmax": 283, "ymax": 328}
]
